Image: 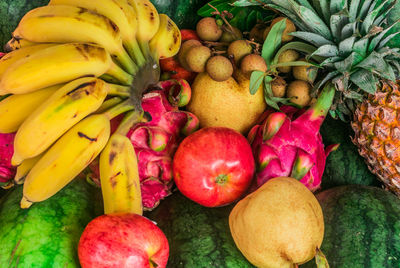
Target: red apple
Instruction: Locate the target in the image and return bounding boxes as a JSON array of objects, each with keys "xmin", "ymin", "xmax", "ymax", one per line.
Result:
[
  {"xmin": 173, "ymin": 127, "xmax": 255, "ymax": 207},
  {"xmin": 78, "ymin": 214, "xmax": 169, "ymax": 268}
]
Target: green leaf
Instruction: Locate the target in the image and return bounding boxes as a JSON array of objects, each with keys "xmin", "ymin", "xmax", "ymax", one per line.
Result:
[
  {"xmin": 334, "ymin": 52, "xmax": 358, "ymax": 73},
  {"xmin": 232, "ymin": 0, "xmax": 261, "ymax": 7},
  {"xmin": 318, "ymin": 0, "xmax": 331, "ymax": 24},
  {"xmin": 341, "ymin": 22, "xmax": 357, "ymax": 40},
  {"xmin": 289, "ymin": 32, "xmax": 334, "ymax": 47},
  {"xmin": 272, "ymin": 41, "xmax": 319, "ymax": 65},
  {"xmin": 350, "ymin": 70, "xmax": 379, "ymax": 94},
  {"xmin": 250, "ymin": 71, "xmax": 265, "ymax": 95},
  {"xmin": 362, "ymin": 0, "xmax": 389, "ymax": 35},
  {"xmin": 379, "ymin": 31, "xmax": 400, "ymax": 49},
  {"xmin": 338, "ymin": 102, "xmax": 351, "ymax": 115},
  {"xmin": 343, "ymin": 90, "xmax": 363, "ymax": 101},
  {"xmin": 264, "ymin": 96, "xmax": 280, "ymax": 110},
  {"xmin": 311, "ymin": 44, "xmax": 339, "ymax": 57},
  {"xmin": 332, "ymin": 73, "xmax": 350, "ymax": 91},
  {"xmin": 349, "ymin": 0, "xmax": 361, "ymax": 22},
  {"xmin": 338, "ymin": 36, "xmax": 356, "ymax": 56},
  {"xmin": 356, "ymin": 51, "xmax": 396, "ymax": 81},
  {"xmin": 330, "ymin": 14, "xmax": 349, "ymax": 43},
  {"xmin": 320, "ymin": 56, "xmax": 342, "ymax": 67},
  {"xmin": 330, "ymin": 0, "xmax": 347, "ymax": 15},
  {"xmin": 353, "ymin": 38, "xmax": 369, "ymax": 57},
  {"xmin": 261, "ymin": 19, "xmax": 286, "ymax": 65},
  {"xmin": 310, "ymin": 0, "xmax": 323, "ymax": 19},
  {"xmin": 368, "ymin": 20, "xmax": 400, "ymax": 53},
  {"xmin": 266, "ymin": 4, "xmax": 310, "ymax": 32},
  {"xmin": 272, "ymin": 61, "xmax": 317, "ymax": 69},
  {"xmin": 197, "ymin": 0, "xmax": 228, "ymax": 17},
  {"xmin": 297, "ymin": 0, "xmax": 316, "ymax": 13},
  {"xmin": 288, "ymin": 0, "xmax": 333, "ymax": 40},
  {"xmin": 359, "ymin": 0, "xmax": 374, "ymax": 20},
  {"xmin": 315, "ymin": 71, "xmax": 340, "ymax": 90},
  {"xmin": 373, "ymin": 0, "xmax": 397, "ymax": 26}
]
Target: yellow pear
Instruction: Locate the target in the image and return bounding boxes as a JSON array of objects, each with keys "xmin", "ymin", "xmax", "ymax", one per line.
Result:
[
  {"xmin": 229, "ymin": 177, "xmax": 324, "ymax": 268},
  {"xmin": 187, "ymin": 70, "xmax": 266, "ymax": 134}
]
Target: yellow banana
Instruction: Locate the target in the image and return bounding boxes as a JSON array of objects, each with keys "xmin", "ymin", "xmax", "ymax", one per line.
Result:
[
  {"xmin": 0, "ymin": 84, "xmax": 61, "ymax": 133},
  {"xmin": 0, "ymin": 43, "xmax": 131, "ymax": 95},
  {"xmin": 149, "ymin": 14, "xmax": 182, "ymax": 60},
  {"xmin": 12, "ymin": 77, "xmax": 109, "ymax": 165},
  {"xmin": 20, "ymin": 113, "xmax": 111, "ymax": 208},
  {"xmin": 0, "ymin": 44, "xmax": 55, "ymax": 80},
  {"xmin": 14, "ymin": 154, "xmax": 43, "ymax": 185},
  {"xmin": 48, "ymin": 0, "xmax": 146, "ymax": 66},
  {"xmin": 128, "ymin": 0, "xmax": 160, "ymax": 58},
  {"xmin": 4, "ymin": 37, "xmax": 36, "ymax": 52},
  {"xmin": 13, "ymin": 5, "xmax": 137, "ymax": 74},
  {"xmin": 100, "ymin": 133, "xmax": 142, "ymax": 215}
]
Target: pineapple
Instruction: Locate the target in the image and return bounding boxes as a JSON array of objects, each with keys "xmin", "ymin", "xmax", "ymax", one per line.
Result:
[{"xmin": 235, "ymin": 0, "xmax": 400, "ymax": 193}]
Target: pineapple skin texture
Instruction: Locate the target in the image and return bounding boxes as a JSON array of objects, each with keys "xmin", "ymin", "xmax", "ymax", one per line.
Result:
[{"xmin": 352, "ymin": 81, "xmax": 400, "ymax": 195}]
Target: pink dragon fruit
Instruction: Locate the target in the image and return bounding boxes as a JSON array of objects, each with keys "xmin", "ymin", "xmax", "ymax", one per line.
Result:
[
  {"xmin": 248, "ymin": 83, "xmax": 338, "ymax": 192},
  {"xmin": 89, "ymin": 79, "xmax": 199, "ymax": 210},
  {"xmin": 0, "ymin": 132, "xmax": 16, "ymax": 186}
]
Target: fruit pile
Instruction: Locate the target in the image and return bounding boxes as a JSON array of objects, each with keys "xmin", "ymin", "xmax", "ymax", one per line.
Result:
[{"xmin": 1, "ymin": 0, "xmax": 400, "ymax": 267}]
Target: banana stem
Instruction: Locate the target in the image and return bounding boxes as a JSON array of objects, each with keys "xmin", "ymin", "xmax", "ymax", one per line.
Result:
[
  {"xmin": 125, "ymin": 39, "xmax": 147, "ymax": 67},
  {"xmin": 115, "ymin": 47, "xmax": 139, "ymax": 75},
  {"xmin": 139, "ymin": 41, "xmax": 152, "ymax": 61},
  {"xmin": 96, "ymin": 97, "xmax": 124, "ymax": 114},
  {"xmin": 103, "ymin": 99, "xmax": 135, "ymax": 120},
  {"xmin": 106, "ymin": 61, "xmax": 134, "ymax": 86},
  {"xmin": 115, "ymin": 110, "xmax": 145, "ymax": 136},
  {"xmin": 107, "ymin": 83, "xmax": 131, "ymax": 97}
]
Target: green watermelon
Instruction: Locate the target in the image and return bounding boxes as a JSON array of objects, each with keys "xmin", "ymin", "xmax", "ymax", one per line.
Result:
[
  {"xmin": 302, "ymin": 185, "xmax": 400, "ymax": 268},
  {"xmin": 0, "ymin": 0, "xmax": 206, "ymax": 48},
  {"xmin": 145, "ymin": 192, "xmax": 255, "ymax": 268},
  {"xmin": 320, "ymin": 117, "xmax": 381, "ymax": 189},
  {"xmin": 0, "ymin": 178, "xmax": 102, "ymax": 267}
]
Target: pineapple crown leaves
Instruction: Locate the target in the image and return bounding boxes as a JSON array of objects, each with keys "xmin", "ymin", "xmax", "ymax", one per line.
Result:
[{"xmin": 235, "ymin": 0, "xmax": 400, "ymax": 120}]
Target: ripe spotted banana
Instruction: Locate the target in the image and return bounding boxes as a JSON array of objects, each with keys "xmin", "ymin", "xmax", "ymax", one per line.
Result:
[
  {"xmin": 4, "ymin": 37, "xmax": 36, "ymax": 52},
  {"xmin": 48, "ymin": 0, "xmax": 146, "ymax": 66},
  {"xmin": 12, "ymin": 77, "xmax": 108, "ymax": 165},
  {"xmin": 0, "ymin": 84, "xmax": 61, "ymax": 133},
  {"xmin": 13, "ymin": 5, "xmax": 137, "ymax": 74},
  {"xmin": 0, "ymin": 43, "xmax": 55, "ymax": 79},
  {"xmin": 0, "ymin": 43, "xmax": 131, "ymax": 95},
  {"xmin": 149, "ymin": 14, "xmax": 182, "ymax": 60},
  {"xmin": 20, "ymin": 113, "xmax": 111, "ymax": 208},
  {"xmin": 100, "ymin": 133, "xmax": 142, "ymax": 215},
  {"xmin": 128, "ymin": 0, "xmax": 160, "ymax": 58}
]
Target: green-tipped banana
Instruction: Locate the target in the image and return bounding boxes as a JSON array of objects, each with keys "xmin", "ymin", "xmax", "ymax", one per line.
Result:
[
  {"xmin": 12, "ymin": 77, "xmax": 109, "ymax": 165},
  {"xmin": 13, "ymin": 5, "xmax": 137, "ymax": 74},
  {"xmin": 0, "ymin": 84, "xmax": 61, "ymax": 133},
  {"xmin": 149, "ymin": 14, "xmax": 182, "ymax": 60},
  {"xmin": 20, "ymin": 113, "xmax": 111, "ymax": 208},
  {"xmin": 0, "ymin": 43, "xmax": 130, "ymax": 95}
]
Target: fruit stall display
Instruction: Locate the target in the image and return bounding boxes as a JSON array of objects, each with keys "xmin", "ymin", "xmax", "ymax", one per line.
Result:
[{"xmin": 0, "ymin": 0, "xmax": 400, "ymax": 267}]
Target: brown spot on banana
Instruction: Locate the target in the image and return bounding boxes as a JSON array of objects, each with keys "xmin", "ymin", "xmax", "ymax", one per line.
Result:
[
  {"xmin": 66, "ymin": 81, "xmax": 97, "ymax": 96},
  {"xmin": 110, "ymin": 172, "xmax": 121, "ymax": 188},
  {"xmin": 109, "ymin": 152, "xmax": 117, "ymax": 165},
  {"xmin": 77, "ymin": 132, "xmax": 98, "ymax": 142}
]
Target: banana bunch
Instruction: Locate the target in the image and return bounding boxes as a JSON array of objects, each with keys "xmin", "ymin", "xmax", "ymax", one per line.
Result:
[{"xmin": 0, "ymin": 0, "xmax": 182, "ymax": 214}]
